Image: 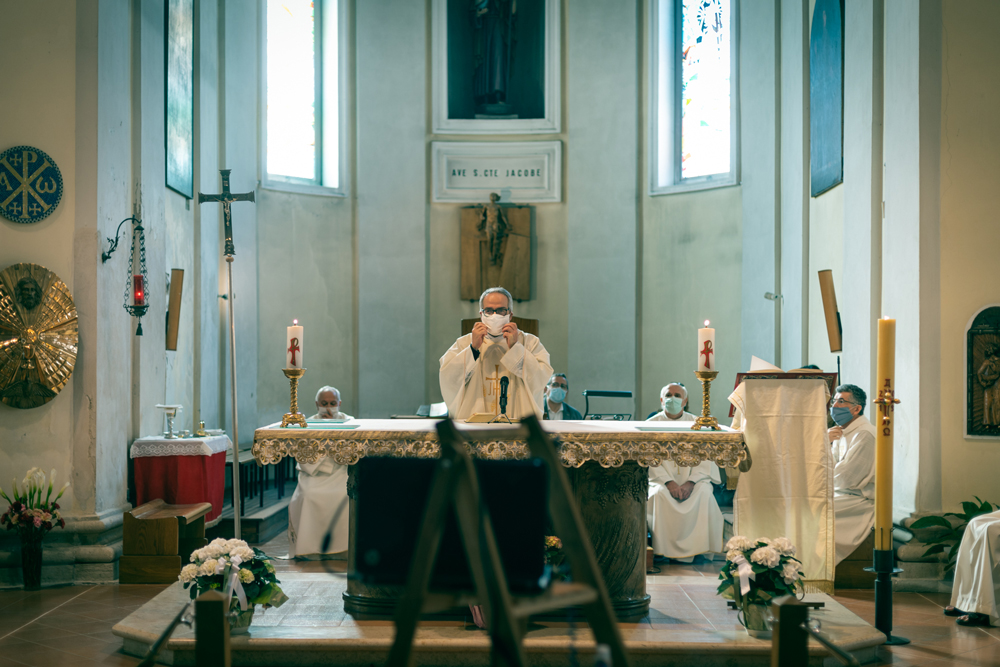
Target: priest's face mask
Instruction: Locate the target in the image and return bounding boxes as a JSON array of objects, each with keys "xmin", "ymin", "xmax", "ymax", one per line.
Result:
[
  {"xmin": 480, "ymin": 292, "xmax": 512, "ymax": 336},
  {"xmin": 661, "ymin": 384, "xmax": 687, "ymax": 415},
  {"xmin": 316, "ymin": 390, "xmax": 341, "ymax": 418}
]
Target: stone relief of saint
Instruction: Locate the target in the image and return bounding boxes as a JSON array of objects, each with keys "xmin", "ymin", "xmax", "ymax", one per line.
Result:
[{"xmin": 978, "ymin": 341, "xmax": 1000, "ymax": 426}]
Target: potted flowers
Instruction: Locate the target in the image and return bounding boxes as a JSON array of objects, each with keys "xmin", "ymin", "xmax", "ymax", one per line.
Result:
[
  {"xmin": 179, "ymin": 538, "xmax": 288, "ymax": 633},
  {"xmin": 717, "ymin": 536, "xmax": 804, "ymax": 638},
  {"xmin": 0, "ymin": 468, "xmax": 69, "ymax": 590}
]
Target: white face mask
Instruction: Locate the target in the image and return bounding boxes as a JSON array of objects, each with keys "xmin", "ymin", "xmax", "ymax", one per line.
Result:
[
  {"xmin": 318, "ymin": 405, "xmax": 339, "ymax": 418},
  {"xmin": 481, "ymin": 312, "xmax": 511, "ymax": 337},
  {"xmin": 662, "ymin": 396, "xmax": 683, "ymax": 415}
]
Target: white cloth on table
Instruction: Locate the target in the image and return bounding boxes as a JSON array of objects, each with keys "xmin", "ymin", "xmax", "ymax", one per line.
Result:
[
  {"xmin": 831, "ymin": 415, "xmax": 877, "ymax": 565},
  {"xmin": 129, "ymin": 435, "xmax": 231, "ymax": 458},
  {"xmin": 287, "ymin": 412, "xmax": 352, "ymax": 558},
  {"xmin": 645, "ymin": 409, "xmax": 721, "ymax": 560},
  {"xmin": 951, "ymin": 509, "xmax": 1000, "ymax": 626},
  {"xmin": 729, "ymin": 378, "xmax": 834, "ymax": 589},
  {"xmin": 439, "ymin": 332, "xmax": 552, "ymax": 420}
]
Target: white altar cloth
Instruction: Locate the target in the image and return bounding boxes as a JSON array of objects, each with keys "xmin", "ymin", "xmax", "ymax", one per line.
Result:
[{"xmin": 129, "ymin": 435, "xmax": 232, "ymax": 458}]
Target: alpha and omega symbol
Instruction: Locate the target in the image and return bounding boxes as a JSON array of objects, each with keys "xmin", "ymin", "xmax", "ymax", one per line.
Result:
[{"xmin": 0, "ymin": 146, "xmax": 63, "ymax": 224}]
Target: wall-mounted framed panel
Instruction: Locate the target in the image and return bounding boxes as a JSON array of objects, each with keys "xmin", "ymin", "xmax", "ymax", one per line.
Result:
[
  {"xmin": 432, "ymin": 0, "xmax": 560, "ymax": 135},
  {"xmin": 431, "ymin": 141, "xmax": 561, "ymax": 202}
]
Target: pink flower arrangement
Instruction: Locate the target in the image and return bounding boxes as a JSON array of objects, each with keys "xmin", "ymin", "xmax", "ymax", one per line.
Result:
[{"xmin": 0, "ymin": 468, "xmax": 69, "ymax": 537}]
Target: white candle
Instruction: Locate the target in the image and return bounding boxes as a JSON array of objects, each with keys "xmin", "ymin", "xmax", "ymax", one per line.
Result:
[
  {"xmin": 698, "ymin": 320, "xmax": 716, "ymax": 371},
  {"xmin": 286, "ymin": 319, "xmax": 303, "ymax": 368}
]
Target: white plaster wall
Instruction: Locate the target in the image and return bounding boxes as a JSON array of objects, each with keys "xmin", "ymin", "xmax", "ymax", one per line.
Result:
[
  {"xmin": 164, "ymin": 194, "xmax": 196, "ymax": 432},
  {"xmin": 641, "ymin": 188, "xmax": 743, "ymax": 419},
  {"xmin": 566, "ymin": 0, "xmax": 638, "ymax": 408},
  {"xmin": 807, "ymin": 184, "xmax": 843, "ymax": 373},
  {"xmin": 257, "ymin": 190, "xmax": 355, "ymax": 419},
  {"xmin": 882, "ymin": 0, "xmax": 942, "ymax": 518},
  {"xmin": 355, "ymin": 0, "xmax": 427, "ymax": 418},
  {"xmin": 0, "ymin": 0, "xmax": 80, "ymax": 510},
  {"xmin": 740, "ymin": 0, "xmax": 780, "ymax": 370},
  {"xmin": 841, "ymin": 0, "xmax": 883, "ymax": 401},
  {"xmin": 221, "ymin": 0, "xmax": 260, "ymax": 444},
  {"xmin": 780, "ymin": 0, "xmax": 810, "ymax": 370},
  {"xmin": 938, "ymin": 0, "xmax": 1000, "ymax": 510}
]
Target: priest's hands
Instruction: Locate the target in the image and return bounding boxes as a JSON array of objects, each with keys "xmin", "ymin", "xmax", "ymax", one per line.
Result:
[
  {"xmin": 501, "ymin": 321, "xmax": 519, "ymax": 348},
  {"xmin": 828, "ymin": 426, "xmax": 844, "ymax": 442},
  {"xmin": 471, "ymin": 322, "xmax": 488, "ymax": 350},
  {"xmin": 666, "ymin": 481, "xmax": 696, "ymax": 501}
]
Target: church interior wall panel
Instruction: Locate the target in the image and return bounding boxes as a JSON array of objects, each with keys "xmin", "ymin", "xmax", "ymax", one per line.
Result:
[
  {"xmin": 355, "ymin": 0, "xmax": 427, "ymax": 418},
  {"xmin": 841, "ymin": 0, "xmax": 883, "ymax": 406},
  {"xmin": 938, "ymin": 0, "xmax": 1000, "ymax": 511},
  {"xmin": 566, "ymin": 0, "xmax": 639, "ymax": 406},
  {"xmin": 807, "ymin": 183, "xmax": 844, "ymax": 373},
  {"xmin": 882, "ymin": 0, "xmax": 943, "ymax": 520},
  {"xmin": 193, "ymin": 0, "xmax": 222, "ymax": 434},
  {"xmin": 164, "ymin": 192, "xmax": 196, "ymax": 433},
  {"xmin": 640, "ymin": 187, "xmax": 743, "ymax": 420},
  {"xmin": 256, "ymin": 190, "xmax": 356, "ymax": 421},
  {"xmin": 779, "ymin": 0, "xmax": 810, "ymax": 372},
  {"xmin": 0, "ymin": 0, "xmax": 81, "ymax": 515},
  {"xmin": 739, "ymin": 0, "xmax": 781, "ymax": 372},
  {"xmin": 221, "ymin": 0, "xmax": 260, "ymax": 443}
]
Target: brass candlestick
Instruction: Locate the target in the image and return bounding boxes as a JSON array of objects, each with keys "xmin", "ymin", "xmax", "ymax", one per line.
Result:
[
  {"xmin": 691, "ymin": 370, "xmax": 721, "ymax": 430},
  {"xmin": 281, "ymin": 367, "xmax": 308, "ymax": 428}
]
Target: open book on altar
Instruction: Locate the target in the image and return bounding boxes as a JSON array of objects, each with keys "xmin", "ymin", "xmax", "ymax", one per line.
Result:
[{"xmin": 728, "ymin": 356, "xmax": 838, "ymax": 418}]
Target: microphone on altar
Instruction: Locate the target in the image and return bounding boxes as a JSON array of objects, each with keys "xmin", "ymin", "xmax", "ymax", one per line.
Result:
[{"xmin": 499, "ymin": 376, "xmax": 509, "ymax": 416}]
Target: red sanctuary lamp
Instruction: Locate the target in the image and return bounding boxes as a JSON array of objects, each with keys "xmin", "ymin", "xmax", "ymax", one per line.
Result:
[{"xmin": 101, "ymin": 214, "xmax": 149, "ymax": 335}]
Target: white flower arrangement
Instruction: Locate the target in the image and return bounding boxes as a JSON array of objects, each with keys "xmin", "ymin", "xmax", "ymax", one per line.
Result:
[
  {"xmin": 718, "ymin": 535, "xmax": 804, "ymax": 606},
  {"xmin": 181, "ymin": 537, "xmax": 287, "ymax": 610}
]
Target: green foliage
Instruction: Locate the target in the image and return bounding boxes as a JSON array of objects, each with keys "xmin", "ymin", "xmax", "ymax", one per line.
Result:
[{"xmin": 909, "ymin": 496, "xmax": 998, "ymax": 571}]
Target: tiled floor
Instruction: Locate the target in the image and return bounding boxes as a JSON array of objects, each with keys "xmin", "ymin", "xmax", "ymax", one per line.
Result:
[{"xmin": 1, "ymin": 535, "xmax": 997, "ymax": 666}]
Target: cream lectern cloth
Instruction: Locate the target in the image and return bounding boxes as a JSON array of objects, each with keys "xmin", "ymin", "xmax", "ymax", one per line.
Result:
[{"xmin": 729, "ymin": 378, "xmax": 834, "ymax": 592}]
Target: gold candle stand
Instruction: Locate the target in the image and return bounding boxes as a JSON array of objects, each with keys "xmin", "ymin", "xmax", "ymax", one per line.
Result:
[
  {"xmin": 691, "ymin": 370, "xmax": 721, "ymax": 430},
  {"xmin": 281, "ymin": 367, "xmax": 308, "ymax": 428}
]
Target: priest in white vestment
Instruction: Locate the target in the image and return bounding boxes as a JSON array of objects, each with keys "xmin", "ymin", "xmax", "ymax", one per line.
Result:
[
  {"xmin": 287, "ymin": 386, "xmax": 352, "ymax": 558},
  {"xmin": 827, "ymin": 384, "xmax": 877, "ymax": 565},
  {"xmin": 646, "ymin": 383, "xmax": 722, "ymax": 561},
  {"xmin": 440, "ymin": 287, "xmax": 552, "ymax": 420},
  {"xmin": 947, "ymin": 509, "xmax": 1000, "ymax": 626}
]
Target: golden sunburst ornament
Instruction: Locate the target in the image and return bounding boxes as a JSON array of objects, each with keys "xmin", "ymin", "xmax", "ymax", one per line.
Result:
[{"xmin": 0, "ymin": 263, "xmax": 78, "ymax": 409}]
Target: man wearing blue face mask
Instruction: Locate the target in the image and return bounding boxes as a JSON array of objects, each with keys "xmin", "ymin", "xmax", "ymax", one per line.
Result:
[
  {"xmin": 543, "ymin": 373, "xmax": 583, "ymax": 420},
  {"xmin": 828, "ymin": 384, "xmax": 878, "ymax": 565}
]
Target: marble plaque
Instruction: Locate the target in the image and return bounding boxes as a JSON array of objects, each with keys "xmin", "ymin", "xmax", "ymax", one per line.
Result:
[{"xmin": 432, "ymin": 141, "xmax": 562, "ymax": 203}]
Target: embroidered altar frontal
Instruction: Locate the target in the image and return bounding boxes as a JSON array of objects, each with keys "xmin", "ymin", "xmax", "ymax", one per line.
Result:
[{"xmin": 252, "ymin": 419, "xmax": 748, "ymax": 469}]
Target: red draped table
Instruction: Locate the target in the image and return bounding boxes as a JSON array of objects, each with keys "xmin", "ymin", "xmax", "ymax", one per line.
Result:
[{"xmin": 130, "ymin": 435, "xmax": 231, "ymax": 522}]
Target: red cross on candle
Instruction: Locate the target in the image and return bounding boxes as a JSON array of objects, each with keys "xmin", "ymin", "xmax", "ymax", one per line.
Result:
[
  {"xmin": 287, "ymin": 337, "xmax": 300, "ymax": 366},
  {"xmin": 700, "ymin": 340, "xmax": 714, "ymax": 370}
]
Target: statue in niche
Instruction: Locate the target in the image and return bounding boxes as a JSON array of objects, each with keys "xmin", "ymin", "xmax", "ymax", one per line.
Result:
[
  {"xmin": 478, "ymin": 193, "xmax": 508, "ymax": 266},
  {"xmin": 471, "ymin": 0, "xmax": 516, "ymax": 116},
  {"xmin": 978, "ymin": 341, "xmax": 1000, "ymax": 426}
]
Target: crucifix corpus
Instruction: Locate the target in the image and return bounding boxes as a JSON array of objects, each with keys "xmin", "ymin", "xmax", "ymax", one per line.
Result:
[{"xmin": 198, "ymin": 168, "xmax": 255, "ymax": 539}]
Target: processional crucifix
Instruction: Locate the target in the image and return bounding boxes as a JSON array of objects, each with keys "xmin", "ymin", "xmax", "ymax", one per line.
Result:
[{"xmin": 198, "ymin": 169, "xmax": 255, "ymax": 538}]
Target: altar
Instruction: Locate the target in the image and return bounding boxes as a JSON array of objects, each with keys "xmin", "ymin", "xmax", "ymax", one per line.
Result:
[{"xmin": 252, "ymin": 419, "xmax": 749, "ymax": 621}]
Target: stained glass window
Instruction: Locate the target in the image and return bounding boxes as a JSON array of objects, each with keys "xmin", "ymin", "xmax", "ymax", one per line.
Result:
[
  {"xmin": 680, "ymin": 0, "xmax": 731, "ymax": 179},
  {"xmin": 652, "ymin": 0, "xmax": 735, "ymax": 193},
  {"xmin": 267, "ymin": 0, "xmax": 318, "ymax": 182}
]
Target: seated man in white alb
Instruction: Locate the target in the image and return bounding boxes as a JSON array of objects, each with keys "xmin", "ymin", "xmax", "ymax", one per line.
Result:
[
  {"xmin": 287, "ymin": 386, "xmax": 353, "ymax": 559},
  {"xmin": 646, "ymin": 383, "xmax": 722, "ymax": 562},
  {"xmin": 827, "ymin": 383, "xmax": 877, "ymax": 565},
  {"xmin": 439, "ymin": 287, "xmax": 552, "ymax": 420},
  {"xmin": 945, "ymin": 509, "xmax": 1000, "ymax": 626}
]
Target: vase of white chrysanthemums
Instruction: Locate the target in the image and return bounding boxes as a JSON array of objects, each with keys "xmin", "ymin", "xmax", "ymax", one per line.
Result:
[
  {"xmin": 717, "ymin": 536, "xmax": 804, "ymax": 638},
  {"xmin": 179, "ymin": 538, "xmax": 287, "ymax": 634}
]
